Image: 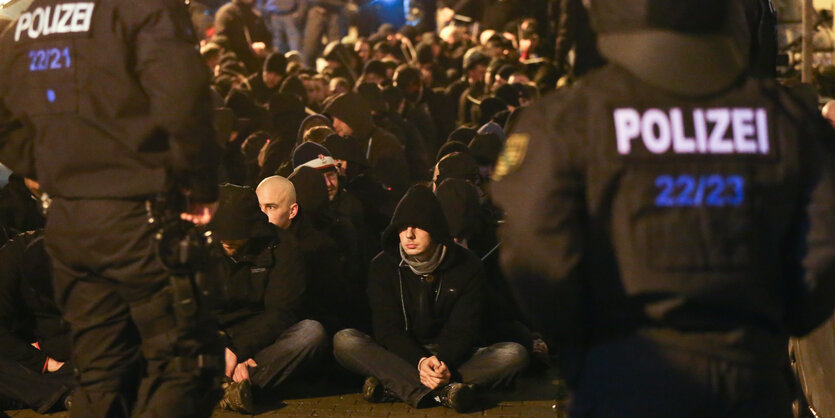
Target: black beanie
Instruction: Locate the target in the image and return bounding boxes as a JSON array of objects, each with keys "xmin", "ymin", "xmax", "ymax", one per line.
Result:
[
  {"xmin": 263, "ymin": 52, "xmax": 288, "ymax": 75},
  {"xmin": 356, "ymin": 83, "xmax": 388, "ymax": 114},
  {"xmin": 436, "ymin": 141, "xmax": 471, "ymax": 162},
  {"xmin": 494, "ymin": 84, "xmax": 521, "ymax": 108},
  {"xmin": 468, "ymin": 133, "xmax": 503, "ymax": 167},
  {"xmin": 479, "ymin": 97, "xmax": 508, "ymax": 126},
  {"xmin": 297, "ymin": 114, "xmax": 333, "ymax": 143},
  {"xmin": 289, "ymin": 166, "xmax": 329, "ymax": 216},
  {"xmin": 209, "ymin": 184, "xmax": 273, "ymax": 241},
  {"xmin": 447, "ymin": 127, "xmax": 478, "ymax": 145},
  {"xmin": 280, "ymin": 76, "xmax": 308, "ymax": 105},
  {"xmin": 363, "ymin": 60, "xmax": 388, "ymax": 78},
  {"xmin": 291, "ymin": 142, "xmax": 336, "ymax": 171},
  {"xmin": 436, "ymin": 152, "xmax": 480, "ymax": 185}
]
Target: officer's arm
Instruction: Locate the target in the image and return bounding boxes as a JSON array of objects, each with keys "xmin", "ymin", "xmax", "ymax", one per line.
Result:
[
  {"xmin": 786, "ymin": 112, "xmax": 835, "ymax": 336},
  {"xmin": 130, "ymin": 1, "xmax": 221, "ymax": 202},
  {"xmin": 0, "ymin": 99, "xmax": 35, "ymax": 179},
  {"xmin": 490, "ymin": 101, "xmax": 587, "ymax": 346}
]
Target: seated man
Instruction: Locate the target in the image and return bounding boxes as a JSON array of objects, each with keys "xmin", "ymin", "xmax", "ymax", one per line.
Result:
[
  {"xmin": 255, "ymin": 175, "xmax": 369, "ymax": 335},
  {"xmin": 209, "ymin": 184, "xmax": 327, "ymax": 413},
  {"xmin": 0, "ymin": 230, "xmax": 74, "ymax": 413},
  {"xmin": 333, "ymin": 186, "xmax": 529, "ymax": 413}
]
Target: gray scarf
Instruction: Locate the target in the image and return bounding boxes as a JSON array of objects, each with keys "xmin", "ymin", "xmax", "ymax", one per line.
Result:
[{"xmin": 400, "ymin": 243, "xmax": 447, "ymax": 276}]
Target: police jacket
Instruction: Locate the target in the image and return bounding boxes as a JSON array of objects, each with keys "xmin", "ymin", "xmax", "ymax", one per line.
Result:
[
  {"xmin": 493, "ymin": 64, "xmax": 835, "ymax": 369},
  {"xmin": 0, "ymin": 0, "xmax": 221, "ymax": 203},
  {"xmin": 212, "ymin": 230, "xmax": 306, "ymax": 360},
  {"xmin": 0, "ymin": 230, "xmax": 70, "ymax": 373}
]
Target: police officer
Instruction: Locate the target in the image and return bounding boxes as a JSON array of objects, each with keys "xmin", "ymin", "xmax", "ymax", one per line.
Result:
[
  {"xmin": 0, "ymin": 0, "xmax": 224, "ymax": 416},
  {"xmin": 492, "ymin": 1, "xmax": 835, "ymax": 416}
]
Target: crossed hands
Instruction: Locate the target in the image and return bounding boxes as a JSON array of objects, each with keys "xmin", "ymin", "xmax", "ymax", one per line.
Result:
[
  {"xmin": 418, "ymin": 356, "xmax": 451, "ymax": 390},
  {"xmin": 224, "ymin": 347, "xmax": 258, "ymax": 383}
]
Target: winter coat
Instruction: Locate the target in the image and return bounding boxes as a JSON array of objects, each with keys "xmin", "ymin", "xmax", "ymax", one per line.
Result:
[{"xmin": 0, "ymin": 231, "xmax": 70, "ymax": 372}]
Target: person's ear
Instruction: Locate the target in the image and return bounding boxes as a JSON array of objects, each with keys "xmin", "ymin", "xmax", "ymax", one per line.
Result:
[{"xmin": 289, "ymin": 203, "xmax": 299, "ymax": 220}]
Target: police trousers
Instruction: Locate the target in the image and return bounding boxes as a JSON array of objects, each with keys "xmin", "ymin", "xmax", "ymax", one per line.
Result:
[
  {"xmin": 568, "ymin": 336, "xmax": 793, "ymax": 418},
  {"xmin": 45, "ymin": 198, "xmax": 223, "ymax": 417}
]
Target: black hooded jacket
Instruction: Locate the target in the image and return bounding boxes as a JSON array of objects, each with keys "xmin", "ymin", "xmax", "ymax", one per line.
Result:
[
  {"xmin": 323, "ymin": 93, "xmax": 412, "ymax": 195},
  {"xmin": 368, "ymin": 186, "xmax": 486, "ymax": 369}
]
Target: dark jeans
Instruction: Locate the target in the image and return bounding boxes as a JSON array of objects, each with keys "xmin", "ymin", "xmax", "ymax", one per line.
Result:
[
  {"xmin": 0, "ymin": 356, "xmax": 75, "ymax": 413},
  {"xmin": 45, "ymin": 199, "xmax": 223, "ymax": 417},
  {"xmin": 568, "ymin": 336, "xmax": 793, "ymax": 418},
  {"xmin": 249, "ymin": 319, "xmax": 329, "ymax": 393},
  {"xmin": 302, "ymin": 6, "xmax": 341, "ymax": 67},
  {"xmin": 333, "ymin": 329, "xmax": 529, "ymax": 407}
]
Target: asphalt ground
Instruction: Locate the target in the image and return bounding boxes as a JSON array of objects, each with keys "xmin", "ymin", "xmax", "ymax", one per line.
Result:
[{"xmin": 2, "ymin": 367, "xmax": 566, "ymax": 418}]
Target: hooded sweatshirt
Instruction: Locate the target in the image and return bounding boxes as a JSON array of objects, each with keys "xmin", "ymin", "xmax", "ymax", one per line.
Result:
[
  {"xmin": 323, "ymin": 93, "xmax": 412, "ymax": 193},
  {"xmin": 369, "ymin": 186, "xmax": 486, "ymax": 369}
]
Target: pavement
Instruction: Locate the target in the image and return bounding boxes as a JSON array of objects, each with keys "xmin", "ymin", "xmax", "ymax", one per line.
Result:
[{"xmin": 2, "ymin": 369, "xmax": 566, "ymax": 418}]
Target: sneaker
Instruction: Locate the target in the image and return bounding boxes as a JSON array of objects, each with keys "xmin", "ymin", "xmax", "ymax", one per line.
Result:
[
  {"xmin": 217, "ymin": 379, "xmax": 255, "ymax": 414},
  {"xmin": 362, "ymin": 376, "xmax": 398, "ymax": 403},
  {"xmin": 433, "ymin": 382, "xmax": 475, "ymax": 413}
]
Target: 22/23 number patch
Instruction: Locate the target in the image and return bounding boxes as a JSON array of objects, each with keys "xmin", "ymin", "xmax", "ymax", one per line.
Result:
[{"xmin": 655, "ymin": 174, "xmax": 745, "ymax": 207}]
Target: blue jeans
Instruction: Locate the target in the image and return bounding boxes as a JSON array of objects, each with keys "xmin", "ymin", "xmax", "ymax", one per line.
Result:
[
  {"xmin": 249, "ymin": 319, "xmax": 329, "ymax": 392},
  {"xmin": 266, "ymin": 13, "xmax": 301, "ymax": 53},
  {"xmin": 333, "ymin": 328, "xmax": 529, "ymax": 407}
]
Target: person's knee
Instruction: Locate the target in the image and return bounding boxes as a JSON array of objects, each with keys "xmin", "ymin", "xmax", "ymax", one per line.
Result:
[
  {"xmin": 295, "ymin": 319, "xmax": 329, "ymax": 351},
  {"xmin": 333, "ymin": 328, "xmax": 366, "ymax": 359},
  {"xmin": 494, "ymin": 342, "xmax": 530, "ymax": 374}
]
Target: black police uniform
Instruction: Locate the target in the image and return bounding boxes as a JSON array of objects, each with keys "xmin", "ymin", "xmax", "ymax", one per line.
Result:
[
  {"xmin": 0, "ymin": 0, "xmax": 223, "ymax": 416},
  {"xmin": 492, "ymin": 2, "xmax": 835, "ymax": 417}
]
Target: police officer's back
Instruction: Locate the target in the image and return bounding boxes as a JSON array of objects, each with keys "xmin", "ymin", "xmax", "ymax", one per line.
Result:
[
  {"xmin": 0, "ymin": 0, "xmax": 223, "ymax": 416},
  {"xmin": 492, "ymin": 1, "xmax": 835, "ymax": 416}
]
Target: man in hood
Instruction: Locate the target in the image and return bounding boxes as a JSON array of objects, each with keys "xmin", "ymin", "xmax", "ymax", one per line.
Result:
[
  {"xmin": 333, "ymin": 186, "xmax": 528, "ymax": 413},
  {"xmin": 209, "ymin": 184, "xmax": 327, "ymax": 413},
  {"xmin": 323, "ymin": 92, "xmax": 412, "ymax": 198}
]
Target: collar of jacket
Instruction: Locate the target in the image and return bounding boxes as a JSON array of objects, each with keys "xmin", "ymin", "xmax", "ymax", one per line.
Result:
[
  {"xmin": 229, "ymin": 236, "xmax": 278, "ymax": 267},
  {"xmin": 598, "ymin": 31, "xmax": 745, "ymax": 97}
]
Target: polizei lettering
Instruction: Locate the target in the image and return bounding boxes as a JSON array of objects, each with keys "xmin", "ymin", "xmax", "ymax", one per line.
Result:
[
  {"xmin": 614, "ymin": 107, "xmax": 770, "ymax": 156},
  {"xmin": 14, "ymin": 3, "xmax": 95, "ymax": 42}
]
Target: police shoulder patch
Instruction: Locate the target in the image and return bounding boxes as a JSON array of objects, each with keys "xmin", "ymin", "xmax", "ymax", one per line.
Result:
[{"xmin": 492, "ymin": 133, "xmax": 530, "ymax": 182}]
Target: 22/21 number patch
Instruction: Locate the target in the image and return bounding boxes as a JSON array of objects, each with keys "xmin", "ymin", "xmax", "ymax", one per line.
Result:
[
  {"xmin": 28, "ymin": 47, "xmax": 71, "ymax": 72},
  {"xmin": 655, "ymin": 174, "xmax": 744, "ymax": 207}
]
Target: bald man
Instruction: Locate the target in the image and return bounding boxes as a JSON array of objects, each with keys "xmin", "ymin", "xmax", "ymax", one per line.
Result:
[
  {"xmin": 256, "ymin": 176, "xmax": 299, "ymax": 229},
  {"xmin": 258, "ymin": 175, "xmax": 372, "ymax": 337},
  {"xmin": 822, "ymin": 101, "xmax": 835, "ymax": 129}
]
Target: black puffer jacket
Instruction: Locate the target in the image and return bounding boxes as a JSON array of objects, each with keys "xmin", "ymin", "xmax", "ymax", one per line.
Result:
[{"xmin": 368, "ymin": 186, "xmax": 485, "ymax": 369}]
